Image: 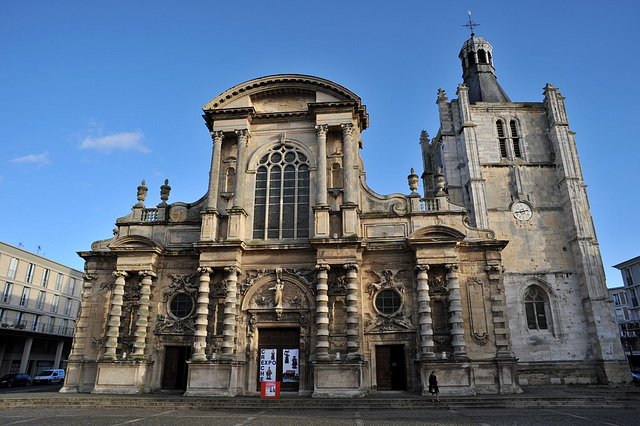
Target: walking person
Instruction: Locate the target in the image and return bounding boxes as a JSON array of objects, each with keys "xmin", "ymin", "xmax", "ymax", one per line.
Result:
[{"xmin": 428, "ymin": 370, "xmax": 440, "ymax": 402}]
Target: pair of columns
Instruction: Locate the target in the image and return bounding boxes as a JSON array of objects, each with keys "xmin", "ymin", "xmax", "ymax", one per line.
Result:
[
  {"xmin": 192, "ymin": 266, "xmax": 240, "ymax": 361},
  {"xmin": 416, "ymin": 264, "xmax": 466, "ymax": 360},
  {"xmin": 103, "ymin": 270, "xmax": 156, "ymax": 360},
  {"xmin": 314, "ymin": 263, "xmax": 361, "ymax": 361},
  {"xmin": 206, "ymin": 130, "xmax": 249, "ymax": 211}
]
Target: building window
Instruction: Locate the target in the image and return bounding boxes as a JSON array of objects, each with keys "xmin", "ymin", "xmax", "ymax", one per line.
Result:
[
  {"xmin": 631, "ymin": 288, "xmax": 639, "ymax": 308},
  {"xmin": 47, "ymin": 317, "xmax": 55, "ymax": 333},
  {"xmin": 613, "ymin": 293, "xmax": 622, "ymax": 306},
  {"xmin": 2, "ymin": 282, "xmax": 12, "ymax": 303},
  {"xmin": 375, "ymin": 290, "xmax": 402, "ymax": 316},
  {"xmin": 524, "ymin": 286, "xmax": 549, "ymax": 330},
  {"xmin": 7, "ymin": 258, "xmax": 19, "ymax": 279},
  {"xmin": 51, "ymin": 294, "xmax": 59, "ymax": 313},
  {"xmin": 64, "ymin": 298, "xmax": 72, "ymax": 316},
  {"xmin": 25, "ymin": 263, "xmax": 35, "ymax": 283},
  {"xmin": 496, "ymin": 120, "xmax": 508, "ymax": 158},
  {"xmin": 624, "ymin": 268, "xmax": 634, "ymax": 286},
  {"xmin": 32, "ymin": 315, "xmax": 41, "ymax": 331},
  {"xmin": 68, "ymin": 278, "xmax": 76, "ymax": 295},
  {"xmin": 55, "ymin": 273, "xmax": 64, "ymax": 291},
  {"xmin": 36, "ymin": 291, "xmax": 46, "ymax": 310},
  {"xmin": 253, "ymin": 144, "xmax": 310, "ymax": 240},
  {"xmin": 61, "ymin": 319, "xmax": 68, "ymax": 335},
  {"xmin": 41, "ymin": 269, "xmax": 50, "ymax": 288},
  {"xmin": 0, "ymin": 308, "xmax": 6, "ymax": 324},
  {"xmin": 169, "ymin": 293, "xmax": 193, "ymax": 319},
  {"xmin": 621, "ymin": 292, "xmax": 628, "ymax": 305},
  {"xmin": 509, "ymin": 120, "xmax": 522, "ymax": 158},
  {"xmin": 20, "ymin": 287, "xmax": 30, "ymax": 307}
]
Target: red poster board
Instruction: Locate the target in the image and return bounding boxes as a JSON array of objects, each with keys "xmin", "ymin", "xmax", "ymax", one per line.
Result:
[{"xmin": 260, "ymin": 381, "xmax": 280, "ymax": 398}]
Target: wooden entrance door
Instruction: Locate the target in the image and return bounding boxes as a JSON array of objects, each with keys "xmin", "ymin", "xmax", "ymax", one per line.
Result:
[
  {"xmin": 162, "ymin": 346, "xmax": 191, "ymax": 390},
  {"xmin": 375, "ymin": 345, "xmax": 406, "ymax": 390},
  {"xmin": 258, "ymin": 328, "xmax": 300, "ymax": 391}
]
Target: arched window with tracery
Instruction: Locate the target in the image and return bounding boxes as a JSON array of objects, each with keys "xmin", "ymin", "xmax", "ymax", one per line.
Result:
[
  {"xmin": 524, "ymin": 285, "xmax": 550, "ymax": 331},
  {"xmin": 253, "ymin": 144, "xmax": 310, "ymax": 240}
]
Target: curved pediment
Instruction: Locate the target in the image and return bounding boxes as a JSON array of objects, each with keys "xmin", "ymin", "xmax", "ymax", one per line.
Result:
[
  {"xmin": 108, "ymin": 235, "xmax": 163, "ymax": 251},
  {"xmin": 203, "ymin": 74, "xmax": 362, "ymax": 113},
  {"xmin": 408, "ymin": 225, "xmax": 467, "ymax": 242}
]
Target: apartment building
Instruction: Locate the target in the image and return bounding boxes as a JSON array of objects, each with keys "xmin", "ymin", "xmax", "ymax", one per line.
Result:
[{"xmin": 0, "ymin": 241, "xmax": 82, "ymax": 377}]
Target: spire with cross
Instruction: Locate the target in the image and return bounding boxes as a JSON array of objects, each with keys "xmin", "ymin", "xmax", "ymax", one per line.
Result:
[{"xmin": 462, "ymin": 10, "xmax": 480, "ymax": 37}]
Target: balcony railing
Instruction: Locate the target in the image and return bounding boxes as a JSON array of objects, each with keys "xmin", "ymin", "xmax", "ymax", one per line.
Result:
[
  {"xmin": 141, "ymin": 208, "xmax": 158, "ymax": 221},
  {"xmin": 0, "ymin": 321, "xmax": 75, "ymax": 336}
]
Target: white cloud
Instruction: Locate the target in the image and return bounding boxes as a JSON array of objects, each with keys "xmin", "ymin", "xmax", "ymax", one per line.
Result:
[
  {"xmin": 11, "ymin": 152, "xmax": 52, "ymax": 167},
  {"xmin": 79, "ymin": 131, "xmax": 150, "ymax": 153}
]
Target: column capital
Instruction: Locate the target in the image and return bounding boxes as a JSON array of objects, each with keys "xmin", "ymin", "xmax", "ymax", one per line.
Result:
[
  {"xmin": 343, "ymin": 262, "xmax": 359, "ymax": 272},
  {"xmin": 83, "ymin": 273, "xmax": 96, "ymax": 281},
  {"xmin": 315, "ymin": 263, "xmax": 331, "ymax": 272},
  {"xmin": 234, "ymin": 128, "xmax": 250, "ymax": 141},
  {"xmin": 445, "ymin": 263, "xmax": 459, "ymax": 273},
  {"xmin": 138, "ymin": 270, "xmax": 157, "ymax": 278},
  {"xmin": 315, "ymin": 124, "xmax": 329, "ymax": 136},
  {"xmin": 198, "ymin": 266, "xmax": 214, "ymax": 275},
  {"xmin": 224, "ymin": 266, "xmax": 241, "ymax": 276},
  {"xmin": 211, "ymin": 130, "xmax": 225, "ymax": 142},
  {"xmin": 415, "ymin": 264, "xmax": 430, "ymax": 273},
  {"xmin": 113, "ymin": 271, "xmax": 129, "ymax": 278},
  {"xmin": 341, "ymin": 123, "xmax": 355, "ymax": 137}
]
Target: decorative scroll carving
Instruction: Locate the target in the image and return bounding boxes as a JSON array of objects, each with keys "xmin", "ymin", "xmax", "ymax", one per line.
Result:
[
  {"xmin": 365, "ymin": 312, "xmax": 414, "ymax": 332},
  {"xmin": 154, "ymin": 314, "xmax": 196, "ymax": 335},
  {"xmin": 163, "ymin": 274, "xmax": 197, "ymax": 302},
  {"xmin": 328, "ymin": 275, "xmax": 347, "ymax": 295},
  {"xmin": 428, "ymin": 275, "xmax": 448, "ymax": 294},
  {"xmin": 367, "ymin": 269, "xmax": 406, "ymax": 297},
  {"xmin": 283, "ymin": 268, "xmax": 316, "ymax": 293},
  {"xmin": 91, "ymin": 337, "xmax": 106, "ymax": 348},
  {"xmin": 240, "ymin": 269, "xmax": 269, "ymax": 295}
]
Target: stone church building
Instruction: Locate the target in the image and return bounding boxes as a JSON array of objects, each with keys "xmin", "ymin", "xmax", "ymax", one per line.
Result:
[{"xmin": 62, "ymin": 35, "xmax": 630, "ymax": 396}]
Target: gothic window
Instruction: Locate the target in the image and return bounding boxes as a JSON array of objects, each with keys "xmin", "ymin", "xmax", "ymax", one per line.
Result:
[
  {"xmin": 496, "ymin": 120, "xmax": 508, "ymax": 158},
  {"xmin": 467, "ymin": 51, "xmax": 475, "ymax": 67},
  {"xmin": 524, "ymin": 286, "xmax": 549, "ymax": 330},
  {"xmin": 253, "ymin": 144, "xmax": 310, "ymax": 240},
  {"xmin": 509, "ymin": 120, "xmax": 522, "ymax": 158}
]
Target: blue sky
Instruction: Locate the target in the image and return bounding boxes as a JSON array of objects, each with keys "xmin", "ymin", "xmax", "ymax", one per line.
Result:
[{"xmin": 1, "ymin": 1, "xmax": 638, "ymax": 288}]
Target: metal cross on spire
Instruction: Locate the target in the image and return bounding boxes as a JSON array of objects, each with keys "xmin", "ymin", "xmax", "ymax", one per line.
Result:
[{"xmin": 462, "ymin": 10, "xmax": 479, "ymax": 37}]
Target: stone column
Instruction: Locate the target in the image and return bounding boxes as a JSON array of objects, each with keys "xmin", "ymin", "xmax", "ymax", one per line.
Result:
[
  {"xmin": 344, "ymin": 263, "xmax": 361, "ymax": 360},
  {"xmin": 192, "ymin": 267, "xmax": 213, "ymax": 361},
  {"xmin": 132, "ymin": 270, "xmax": 156, "ymax": 359},
  {"xmin": 103, "ymin": 271, "xmax": 128, "ymax": 360},
  {"xmin": 221, "ymin": 266, "xmax": 240, "ymax": 360},
  {"xmin": 416, "ymin": 265, "xmax": 436, "ymax": 359},
  {"xmin": 314, "ymin": 264, "xmax": 331, "ymax": 360},
  {"xmin": 68, "ymin": 273, "xmax": 95, "ymax": 361},
  {"xmin": 315, "ymin": 125, "xmax": 329, "ymax": 206},
  {"xmin": 54, "ymin": 341, "xmax": 64, "ymax": 369},
  {"xmin": 232, "ymin": 129, "xmax": 249, "ymax": 209},
  {"xmin": 341, "ymin": 123, "xmax": 356, "ymax": 205},
  {"xmin": 19, "ymin": 337, "xmax": 33, "ymax": 373},
  {"xmin": 206, "ymin": 131, "xmax": 224, "ymax": 210},
  {"xmin": 446, "ymin": 264, "xmax": 467, "ymax": 359}
]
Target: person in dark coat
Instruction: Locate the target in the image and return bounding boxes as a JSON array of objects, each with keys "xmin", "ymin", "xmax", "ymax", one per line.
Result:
[{"xmin": 428, "ymin": 370, "xmax": 440, "ymax": 402}]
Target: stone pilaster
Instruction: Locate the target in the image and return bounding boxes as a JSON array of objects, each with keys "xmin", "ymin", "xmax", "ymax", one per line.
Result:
[
  {"xmin": 315, "ymin": 124, "xmax": 329, "ymax": 206},
  {"xmin": 446, "ymin": 264, "xmax": 466, "ymax": 359},
  {"xmin": 314, "ymin": 263, "xmax": 331, "ymax": 360},
  {"xmin": 232, "ymin": 129, "xmax": 249, "ymax": 209},
  {"xmin": 192, "ymin": 267, "xmax": 213, "ymax": 361},
  {"xmin": 221, "ymin": 266, "xmax": 240, "ymax": 360},
  {"xmin": 416, "ymin": 265, "xmax": 436, "ymax": 359},
  {"xmin": 132, "ymin": 270, "xmax": 156, "ymax": 359},
  {"xmin": 344, "ymin": 263, "xmax": 361, "ymax": 360},
  {"xmin": 103, "ymin": 271, "xmax": 128, "ymax": 360}
]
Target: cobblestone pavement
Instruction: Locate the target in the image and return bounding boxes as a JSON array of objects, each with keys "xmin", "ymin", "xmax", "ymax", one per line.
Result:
[{"xmin": 1, "ymin": 407, "xmax": 640, "ymax": 426}]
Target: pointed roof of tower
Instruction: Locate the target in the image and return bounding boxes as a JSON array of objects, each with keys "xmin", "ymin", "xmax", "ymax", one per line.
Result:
[{"xmin": 458, "ymin": 35, "xmax": 511, "ymax": 104}]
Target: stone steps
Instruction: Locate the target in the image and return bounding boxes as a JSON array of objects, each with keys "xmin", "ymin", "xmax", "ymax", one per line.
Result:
[{"xmin": 0, "ymin": 395, "xmax": 631, "ymax": 410}]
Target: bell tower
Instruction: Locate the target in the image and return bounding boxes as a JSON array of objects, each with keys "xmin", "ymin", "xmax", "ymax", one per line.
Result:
[{"xmin": 459, "ymin": 35, "xmax": 510, "ymax": 104}]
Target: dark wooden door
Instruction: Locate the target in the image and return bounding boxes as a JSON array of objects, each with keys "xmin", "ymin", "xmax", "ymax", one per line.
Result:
[
  {"xmin": 376, "ymin": 345, "xmax": 406, "ymax": 391},
  {"xmin": 162, "ymin": 346, "xmax": 191, "ymax": 390},
  {"xmin": 258, "ymin": 328, "xmax": 299, "ymax": 391}
]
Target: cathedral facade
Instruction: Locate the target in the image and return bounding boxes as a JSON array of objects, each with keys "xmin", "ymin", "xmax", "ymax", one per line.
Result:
[{"xmin": 62, "ymin": 35, "xmax": 630, "ymax": 396}]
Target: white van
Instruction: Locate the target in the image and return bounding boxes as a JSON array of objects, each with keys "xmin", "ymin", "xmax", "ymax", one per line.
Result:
[{"xmin": 33, "ymin": 369, "xmax": 65, "ymax": 384}]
